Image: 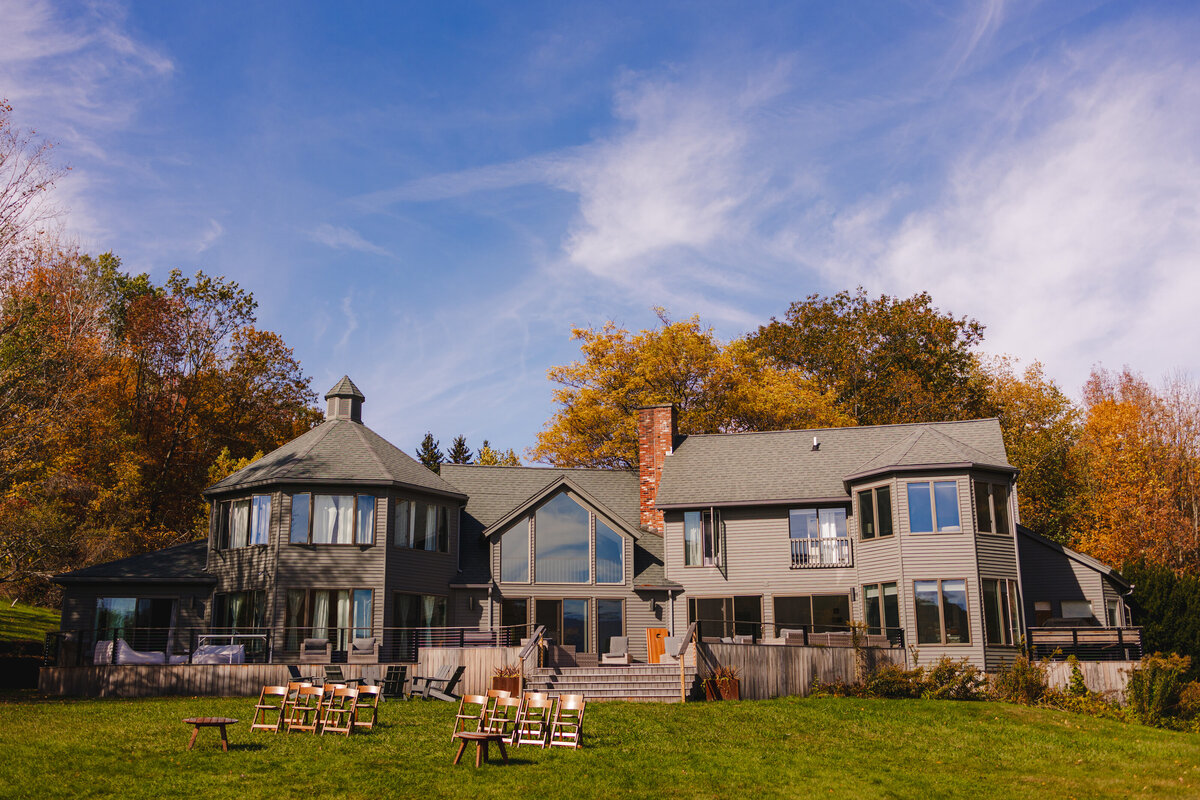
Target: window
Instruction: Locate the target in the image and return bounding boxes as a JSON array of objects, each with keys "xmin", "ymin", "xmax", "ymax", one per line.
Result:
[
  {"xmin": 535, "ymin": 598, "xmax": 589, "ymax": 652},
  {"xmin": 773, "ymin": 594, "xmax": 850, "ymax": 636},
  {"xmin": 391, "ymin": 592, "xmax": 447, "ymax": 660},
  {"xmin": 500, "ymin": 520, "xmax": 530, "ymax": 583},
  {"xmin": 1034, "ymin": 601, "xmax": 1052, "ymax": 626},
  {"xmin": 862, "ymin": 583, "xmax": 900, "ymax": 636},
  {"xmin": 393, "ymin": 500, "xmax": 449, "ymax": 552},
  {"xmin": 535, "ymin": 493, "xmax": 590, "ymax": 583},
  {"xmin": 597, "ymin": 599, "xmax": 624, "ymax": 656},
  {"xmin": 501, "ymin": 597, "xmax": 528, "ymax": 635},
  {"xmin": 212, "ymin": 590, "xmax": 266, "ymax": 630},
  {"xmin": 215, "ymin": 495, "xmax": 271, "ymax": 549},
  {"xmin": 914, "ymin": 579, "xmax": 970, "ymax": 644},
  {"xmin": 1106, "ymin": 598, "xmax": 1121, "ymax": 627},
  {"xmin": 857, "ymin": 486, "xmax": 893, "ymax": 540},
  {"xmin": 683, "ymin": 510, "xmax": 719, "ymax": 567},
  {"xmin": 285, "ymin": 588, "xmax": 374, "ymax": 651},
  {"xmin": 982, "ymin": 579, "xmax": 1021, "ymax": 646},
  {"xmin": 94, "ymin": 597, "xmax": 176, "ymax": 654},
  {"xmin": 906, "ymin": 481, "xmax": 961, "ymax": 533},
  {"xmin": 689, "ymin": 596, "xmax": 762, "ymax": 640},
  {"xmin": 595, "ymin": 519, "xmax": 624, "ymax": 584},
  {"xmin": 974, "ymin": 481, "xmax": 1011, "ymax": 534},
  {"xmin": 789, "ymin": 508, "xmax": 850, "ymax": 567},
  {"xmin": 1061, "ymin": 600, "xmax": 1094, "ymax": 620},
  {"xmin": 289, "ymin": 493, "xmax": 376, "ymax": 545}
]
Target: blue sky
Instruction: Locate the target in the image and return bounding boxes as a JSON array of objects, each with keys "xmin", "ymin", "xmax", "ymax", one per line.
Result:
[{"xmin": 4, "ymin": 0, "xmax": 1199, "ymax": 458}]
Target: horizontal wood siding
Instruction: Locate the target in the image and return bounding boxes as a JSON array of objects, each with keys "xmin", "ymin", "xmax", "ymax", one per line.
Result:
[
  {"xmin": 1044, "ymin": 660, "xmax": 1136, "ymax": 700},
  {"xmin": 38, "ymin": 663, "xmax": 401, "ymax": 697},
  {"xmin": 415, "ymin": 646, "xmax": 523, "ymax": 697},
  {"xmin": 1017, "ymin": 534, "xmax": 1105, "ymax": 622},
  {"xmin": 451, "ymin": 589, "xmax": 487, "ymax": 630},
  {"xmin": 699, "ymin": 642, "xmax": 904, "ymax": 700}
]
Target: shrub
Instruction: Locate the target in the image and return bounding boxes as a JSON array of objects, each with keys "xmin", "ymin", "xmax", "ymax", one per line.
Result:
[
  {"xmin": 1178, "ymin": 680, "xmax": 1200, "ymax": 720},
  {"xmin": 1066, "ymin": 655, "xmax": 1089, "ymax": 697},
  {"xmin": 1126, "ymin": 652, "xmax": 1191, "ymax": 726},
  {"xmin": 992, "ymin": 651, "xmax": 1049, "ymax": 705},
  {"xmin": 1041, "ymin": 688, "xmax": 1123, "ymax": 721},
  {"xmin": 923, "ymin": 657, "xmax": 988, "ymax": 701},
  {"xmin": 864, "ymin": 663, "xmax": 925, "ymax": 699},
  {"xmin": 493, "ymin": 663, "xmax": 521, "ymax": 677}
]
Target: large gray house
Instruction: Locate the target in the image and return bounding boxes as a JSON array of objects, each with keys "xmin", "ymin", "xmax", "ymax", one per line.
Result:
[{"xmin": 53, "ymin": 377, "xmax": 1134, "ymax": 669}]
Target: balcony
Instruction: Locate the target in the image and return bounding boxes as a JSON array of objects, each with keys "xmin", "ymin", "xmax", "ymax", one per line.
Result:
[
  {"xmin": 1028, "ymin": 626, "xmax": 1143, "ymax": 661},
  {"xmin": 790, "ymin": 536, "xmax": 853, "ymax": 568}
]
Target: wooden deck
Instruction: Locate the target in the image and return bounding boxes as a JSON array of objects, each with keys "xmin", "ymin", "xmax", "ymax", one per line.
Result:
[{"xmin": 38, "ymin": 663, "xmax": 396, "ymax": 697}]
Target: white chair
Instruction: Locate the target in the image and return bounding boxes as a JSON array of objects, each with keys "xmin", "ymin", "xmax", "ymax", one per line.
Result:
[{"xmin": 601, "ymin": 636, "xmax": 631, "ymax": 665}]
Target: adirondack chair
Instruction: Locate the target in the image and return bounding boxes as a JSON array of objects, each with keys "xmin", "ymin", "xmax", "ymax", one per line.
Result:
[
  {"xmin": 381, "ymin": 665, "xmax": 408, "ymax": 699},
  {"xmin": 427, "ymin": 665, "xmax": 466, "ymax": 702}
]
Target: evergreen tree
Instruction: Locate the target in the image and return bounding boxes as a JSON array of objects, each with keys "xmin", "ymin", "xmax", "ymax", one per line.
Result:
[
  {"xmin": 447, "ymin": 434, "xmax": 473, "ymax": 464},
  {"xmin": 416, "ymin": 433, "xmax": 443, "ymax": 473}
]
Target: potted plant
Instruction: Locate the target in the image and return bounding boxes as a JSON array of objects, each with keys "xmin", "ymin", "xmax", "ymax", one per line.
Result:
[
  {"xmin": 492, "ymin": 663, "xmax": 522, "ymax": 696},
  {"xmin": 703, "ymin": 665, "xmax": 741, "ymax": 700}
]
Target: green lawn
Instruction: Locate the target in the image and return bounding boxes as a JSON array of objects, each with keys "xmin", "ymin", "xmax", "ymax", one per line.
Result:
[
  {"xmin": 0, "ymin": 694, "xmax": 1197, "ymax": 799},
  {"xmin": 0, "ymin": 601, "xmax": 59, "ymax": 646}
]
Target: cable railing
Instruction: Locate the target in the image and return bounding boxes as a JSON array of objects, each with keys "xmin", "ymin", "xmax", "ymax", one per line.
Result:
[
  {"xmin": 689, "ymin": 619, "xmax": 905, "ymax": 648},
  {"xmin": 43, "ymin": 623, "xmax": 536, "ymax": 668}
]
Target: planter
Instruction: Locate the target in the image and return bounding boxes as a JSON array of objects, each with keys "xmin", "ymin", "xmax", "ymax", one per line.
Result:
[
  {"xmin": 703, "ymin": 678, "xmax": 740, "ymax": 701},
  {"xmin": 491, "ymin": 675, "xmax": 522, "ymax": 696}
]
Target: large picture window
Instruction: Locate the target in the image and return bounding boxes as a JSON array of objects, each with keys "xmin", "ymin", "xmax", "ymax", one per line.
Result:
[
  {"xmin": 286, "ymin": 588, "xmax": 374, "ymax": 651},
  {"xmin": 595, "ymin": 519, "xmax": 624, "ymax": 583},
  {"xmin": 689, "ymin": 595, "xmax": 762, "ymax": 640},
  {"xmin": 95, "ymin": 597, "xmax": 177, "ymax": 654},
  {"xmin": 500, "ymin": 520, "xmax": 530, "ymax": 583},
  {"xmin": 535, "ymin": 493, "xmax": 590, "ymax": 583},
  {"xmin": 982, "ymin": 578, "xmax": 1021, "ymax": 645},
  {"xmin": 772, "ymin": 594, "xmax": 850, "ymax": 636},
  {"xmin": 974, "ymin": 481, "xmax": 1011, "ymax": 535},
  {"xmin": 914, "ymin": 579, "xmax": 970, "ymax": 644},
  {"xmin": 391, "ymin": 592, "xmax": 447, "ymax": 660},
  {"xmin": 907, "ymin": 481, "xmax": 961, "ymax": 533},
  {"xmin": 215, "ymin": 495, "xmax": 271, "ymax": 549},
  {"xmin": 289, "ymin": 493, "xmax": 375, "ymax": 545},
  {"xmin": 394, "ymin": 500, "xmax": 450, "ymax": 552},
  {"xmin": 857, "ymin": 486, "xmax": 893, "ymax": 540},
  {"xmin": 683, "ymin": 510, "xmax": 719, "ymax": 567}
]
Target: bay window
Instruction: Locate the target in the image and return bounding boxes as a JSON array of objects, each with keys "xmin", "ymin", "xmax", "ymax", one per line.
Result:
[
  {"xmin": 914, "ymin": 579, "xmax": 970, "ymax": 644},
  {"xmin": 286, "ymin": 588, "xmax": 373, "ymax": 651},
  {"xmin": 289, "ymin": 493, "xmax": 376, "ymax": 545},
  {"xmin": 857, "ymin": 486, "xmax": 893, "ymax": 540},
  {"xmin": 982, "ymin": 578, "xmax": 1021, "ymax": 645},
  {"xmin": 393, "ymin": 500, "xmax": 449, "ymax": 552},
  {"xmin": 974, "ymin": 481, "xmax": 1011, "ymax": 535},
  {"xmin": 906, "ymin": 481, "xmax": 961, "ymax": 533}
]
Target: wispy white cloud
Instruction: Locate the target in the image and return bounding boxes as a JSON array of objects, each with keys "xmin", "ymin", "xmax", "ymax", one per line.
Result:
[
  {"xmin": 195, "ymin": 218, "xmax": 223, "ymax": 253},
  {"xmin": 337, "ymin": 293, "xmax": 359, "ymax": 350},
  {"xmin": 307, "ymin": 223, "xmax": 395, "ymax": 259}
]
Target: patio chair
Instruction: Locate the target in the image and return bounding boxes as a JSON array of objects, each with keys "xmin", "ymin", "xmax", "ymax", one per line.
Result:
[
  {"xmin": 347, "ymin": 637, "xmax": 379, "ymax": 664},
  {"xmin": 427, "ymin": 665, "xmax": 466, "ymax": 702},
  {"xmin": 300, "ymin": 638, "xmax": 332, "ymax": 664},
  {"xmin": 483, "ymin": 695, "xmax": 521, "ymax": 738},
  {"xmin": 732, "ymin": 635, "xmax": 754, "ymax": 645},
  {"xmin": 287, "ymin": 665, "xmax": 320, "ymax": 683},
  {"xmin": 353, "ymin": 685, "xmax": 382, "ymax": 730},
  {"xmin": 600, "ymin": 636, "xmax": 631, "ymax": 665},
  {"xmin": 286, "ymin": 685, "xmax": 325, "ymax": 733},
  {"xmin": 408, "ymin": 665, "xmax": 452, "ymax": 699},
  {"xmin": 381, "ymin": 665, "xmax": 408, "ymax": 699},
  {"xmin": 250, "ymin": 685, "xmax": 289, "ymax": 733},
  {"xmin": 512, "ymin": 695, "xmax": 554, "ymax": 748},
  {"xmin": 659, "ymin": 636, "xmax": 682, "ymax": 665},
  {"xmin": 548, "ymin": 694, "xmax": 586, "ymax": 749},
  {"xmin": 450, "ymin": 694, "xmax": 489, "ymax": 741},
  {"xmin": 320, "ymin": 687, "xmax": 359, "ymax": 736}
]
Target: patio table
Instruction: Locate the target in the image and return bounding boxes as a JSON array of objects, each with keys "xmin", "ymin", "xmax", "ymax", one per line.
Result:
[{"xmin": 183, "ymin": 717, "xmax": 238, "ymax": 751}]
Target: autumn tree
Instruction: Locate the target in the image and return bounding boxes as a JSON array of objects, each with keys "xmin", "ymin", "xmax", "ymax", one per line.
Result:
[
  {"xmin": 532, "ymin": 310, "xmax": 850, "ymax": 468},
  {"xmin": 749, "ymin": 288, "xmax": 988, "ymax": 426},
  {"xmin": 976, "ymin": 356, "xmax": 1083, "ymax": 543},
  {"xmin": 0, "ymin": 99, "xmax": 67, "ymax": 265},
  {"xmin": 477, "ymin": 440, "xmax": 521, "ymax": 466},
  {"xmin": 417, "ymin": 433, "xmax": 443, "ymax": 473},
  {"xmin": 447, "ymin": 435, "xmax": 473, "ymax": 465}
]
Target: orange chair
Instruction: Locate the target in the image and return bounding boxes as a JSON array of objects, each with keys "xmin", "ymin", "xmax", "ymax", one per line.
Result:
[
  {"xmin": 250, "ymin": 685, "xmax": 289, "ymax": 733},
  {"xmin": 286, "ymin": 685, "xmax": 325, "ymax": 733},
  {"xmin": 548, "ymin": 694, "xmax": 586, "ymax": 749},
  {"xmin": 451, "ymin": 694, "xmax": 489, "ymax": 741},
  {"xmin": 320, "ymin": 687, "xmax": 359, "ymax": 736}
]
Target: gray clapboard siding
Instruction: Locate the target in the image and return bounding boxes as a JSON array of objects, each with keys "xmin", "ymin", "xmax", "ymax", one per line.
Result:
[
  {"xmin": 1044, "ymin": 660, "xmax": 1136, "ymax": 700},
  {"xmin": 699, "ymin": 642, "xmax": 904, "ymax": 699},
  {"xmin": 37, "ymin": 663, "xmax": 399, "ymax": 698},
  {"xmin": 1017, "ymin": 533, "xmax": 1105, "ymax": 621}
]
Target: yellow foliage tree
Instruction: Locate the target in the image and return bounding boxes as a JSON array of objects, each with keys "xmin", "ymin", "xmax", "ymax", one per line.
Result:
[{"xmin": 531, "ymin": 310, "xmax": 851, "ymax": 468}]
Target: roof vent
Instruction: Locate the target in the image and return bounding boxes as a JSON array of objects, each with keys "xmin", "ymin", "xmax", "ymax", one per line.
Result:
[
  {"xmin": 325, "ymin": 375, "xmax": 365, "ymax": 423},
  {"xmin": 812, "ymin": 436, "xmax": 820, "ymax": 452}
]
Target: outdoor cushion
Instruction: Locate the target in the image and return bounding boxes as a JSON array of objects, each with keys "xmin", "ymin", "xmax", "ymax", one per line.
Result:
[{"xmin": 191, "ymin": 644, "xmax": 246, "ymax": 664}]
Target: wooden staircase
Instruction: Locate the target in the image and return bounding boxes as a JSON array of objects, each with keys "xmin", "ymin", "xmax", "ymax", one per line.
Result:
[{"xmin": 525, "ymin": 664, "xmax": 699, "ymax": 702}]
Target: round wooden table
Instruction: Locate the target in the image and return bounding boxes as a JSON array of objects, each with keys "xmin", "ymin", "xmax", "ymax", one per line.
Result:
[
  {"xmin": 452, "ymin": 731, "xmax": 510, "ymax": 767},
  {"xmin": 183, "ymin": 717, "xmax": 238, "ymax": 752}
]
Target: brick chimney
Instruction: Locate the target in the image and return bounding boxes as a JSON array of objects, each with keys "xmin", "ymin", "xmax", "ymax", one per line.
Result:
[{"xmin": 638, "ymin": 404, "xmax": 677, "ymax": 534}]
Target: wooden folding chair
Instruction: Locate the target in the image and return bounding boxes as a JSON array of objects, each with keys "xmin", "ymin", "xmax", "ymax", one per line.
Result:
[
  {"xmin": 281, "ymin": 681, "xmax": 311, "ymax": 721},
  {"xmin": 286, "ymin": 685, "xmax": 325, "ymax": 733},
  {"xmin": 320, "ymin": 687, "xmax": 358, "ymax": 736},
  {"xmin": 450, "ymin": 694, "xmax": 489, "ymax": 741},
  {"xmin": 512, "ymin": 695, "xmax": 554, "ymax": 748},
  {"xmin": 548, "ymin": 694, "xmax": 586, "ymax": 749},
  {"xmin": 482, "ymin": 689, "xmax": 510, "ymax": 732},
  {"xmin": 483, "ymin": 695, "xmax": 521, "ymax": 738},
  {"xmin": 353, "ymin": 684, "xmax": 381, "ymax": 730},
  {"xmin": 251, "ymin": 685, "xmax": 289, "ymax": 733}
]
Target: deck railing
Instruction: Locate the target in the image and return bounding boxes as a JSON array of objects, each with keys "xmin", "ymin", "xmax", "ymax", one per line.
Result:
[
  {"xmin": 690, "ymin": 619, "xmax": 904, "ymax": 649},
  {"xmin": 43, "ymin": 623, "xmax": 535, "ymax": 668},
  {"xmin": 790, "ymin": 537, "xmax": 853, "ymax": 568},
  {"xmin": 1028, "ymin": 626, "xmax": 1143, "ymax": 661}
]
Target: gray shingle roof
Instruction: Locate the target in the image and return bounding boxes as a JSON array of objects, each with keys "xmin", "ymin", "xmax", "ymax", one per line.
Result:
[
  {"xmin": 656, "ymin": 418, "xmax": 1010, "ymax": 507},
  {"xmin": 440, "ymin": 465, "xmax": 672, "ymax": 588},
  {"xmin": 325, "ymin": 375, "xmax": 364, "ymax": 400},
  {"xmin": 204, "ymin": 419, "xmax": 466, "ymax": 499},
  {"xmin": 53, "ymin": 541, "xmax": 214, "ymax": 584}
]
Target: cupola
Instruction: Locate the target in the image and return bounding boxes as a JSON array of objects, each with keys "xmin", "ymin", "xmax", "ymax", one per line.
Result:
[{"xmin": 325, "ymin": 375, "xmax": 365, "ymax": 422}]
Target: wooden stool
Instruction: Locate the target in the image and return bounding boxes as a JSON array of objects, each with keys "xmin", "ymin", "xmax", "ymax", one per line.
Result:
[
  {"xmin": 452, "ymin": 731, "xmax": 509, "ymax": 767},
  {"xmin": 183, "ymin": 717, "xmax": 238, "ymax": 751}
]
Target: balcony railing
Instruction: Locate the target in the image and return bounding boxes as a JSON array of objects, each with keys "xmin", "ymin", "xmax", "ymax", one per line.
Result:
[
  {"xmin": 790, "ymin": 536, "xmax": 853, "ymax": 568},
  {"xmin": 1028, "ymin": 626, "xmax": 1143, "ymax": 661},
  {"xmin": 690, "ymin": 619, "xmax": 904, "ymax": 649},
  {"xmin": 43, "ymin": 623, "xmax": 536, "ymax": 668}
]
